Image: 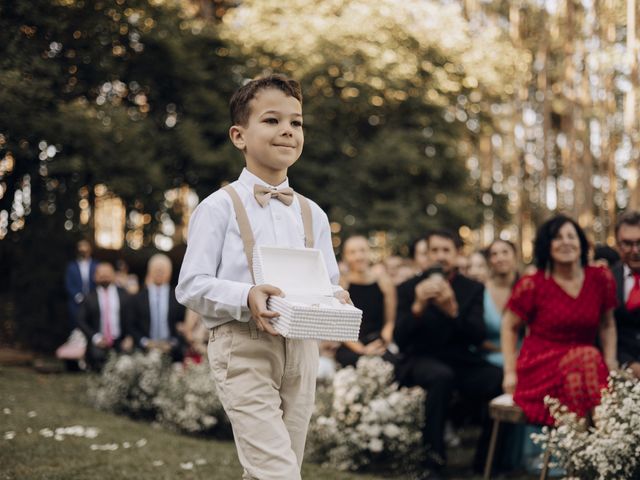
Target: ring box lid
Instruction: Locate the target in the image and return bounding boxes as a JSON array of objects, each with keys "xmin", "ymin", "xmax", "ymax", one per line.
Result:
[{"xmin": 253, "ymin": 246, "xmax": 334, "ymax": 297}]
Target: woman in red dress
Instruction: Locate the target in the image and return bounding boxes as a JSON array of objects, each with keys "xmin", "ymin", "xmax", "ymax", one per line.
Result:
[{"xmin": 501, "ymin": 215, "xmax": 618, "ymax": 425}]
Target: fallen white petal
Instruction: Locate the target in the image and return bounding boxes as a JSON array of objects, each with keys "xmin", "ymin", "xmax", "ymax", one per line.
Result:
[
  {"xmin": 3, "ymin": 408, "xmax": 11, "ymax": 415},
  {"xmin": 180, "ymin": 462, "xmax": 194, "ymax": 470},
  {"xmin": 135, "ymin": 438, "xmax": 147, "ymax": 448},
  {"xmin": 27, "ymin": 411, "xmax": 37, "ymax": 418},
  {"xmin": 195, "ymin": 458, "xmax": 207, "ymax": 466},
  {"xmin": 152, "ymin": 460, "xmax": 164, "ymax": 467},
  {"xmin": 4, "ymin": 431, "xmax": 16, "ymax": 440},
  {"xmin": 122, "ymin": 442, "xmax": 131, "ymax": 449}
]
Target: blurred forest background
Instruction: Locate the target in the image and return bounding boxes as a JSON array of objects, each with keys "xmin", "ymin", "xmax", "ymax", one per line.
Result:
[{"xmin": 1, "ymin": 0, "xmax": 638, "ymax": 351}]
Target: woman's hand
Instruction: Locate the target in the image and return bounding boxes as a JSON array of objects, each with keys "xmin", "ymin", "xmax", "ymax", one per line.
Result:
[
  {"xmin": 605, "ymin": 357, "xmax": 619, "ymax": 372},
  {"xmin": 503, "ymin": 371, "xmax": 517, "ymax": 394}
]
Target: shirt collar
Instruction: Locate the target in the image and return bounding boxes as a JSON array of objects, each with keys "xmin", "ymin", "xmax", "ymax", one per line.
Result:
[
  {"xmin": 624, "ymin": 264, "xmax": 633, "ymax": 278},
  {"xmin": 238, "ymin": 168, "xmax": 290, "ymax": 192}
]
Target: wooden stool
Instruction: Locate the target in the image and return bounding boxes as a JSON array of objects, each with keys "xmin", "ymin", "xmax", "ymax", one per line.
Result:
[{"xmin": 483, "ymin": 393, "xmax": 551, "ymax": 480}]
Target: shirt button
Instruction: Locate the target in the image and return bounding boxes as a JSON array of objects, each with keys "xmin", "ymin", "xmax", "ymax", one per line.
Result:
[{"xmin": 275, "ymin": 214, "xmax": 282, "ymax": 220}]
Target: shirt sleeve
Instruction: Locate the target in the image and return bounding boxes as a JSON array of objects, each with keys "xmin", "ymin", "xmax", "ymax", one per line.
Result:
[
  {"xmin": 175, "ymin": 195, "xmax": 252, "ymax": 322},
  {"xmin": 599, "ymin": 266, "xmax": 618, "ymax": 314},
  {"xmin": 506, "ymin": 274, "xmax": 537, "ymax": 323},
  {"xmin": 312, "ymin": 204, "xmax": 341, "ymax": 288}
]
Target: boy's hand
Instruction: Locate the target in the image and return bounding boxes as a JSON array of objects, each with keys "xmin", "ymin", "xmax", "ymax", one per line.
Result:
[
  {"xmin": 248, "ymin": 284, "xmax": 284, "ymax": 336},
  {"xmin": 334, "ymin": 290, "xmax": 352, "ymax": 305}
]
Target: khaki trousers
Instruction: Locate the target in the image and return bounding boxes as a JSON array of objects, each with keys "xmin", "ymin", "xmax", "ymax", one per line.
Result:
[{"xmin": 208, "ymin": 320, "xmax": 319, "ymax": 480}]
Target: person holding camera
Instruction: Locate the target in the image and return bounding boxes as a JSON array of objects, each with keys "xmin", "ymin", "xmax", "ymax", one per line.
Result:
[{"xmin": 395, "ymin": 229, "xmax": 503, "ymax": 478}]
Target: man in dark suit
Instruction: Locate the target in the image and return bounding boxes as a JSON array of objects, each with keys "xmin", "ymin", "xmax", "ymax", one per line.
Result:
[
  {"xmin": 395, "ymin": 229, "xmax": 502, "ymax": 478},
  {"xmin": 613, "ymin": 210, "xmax": 640, "ymax": 379},
  {"xmin": 65, "ymin": 239, "xmax": 98, "ymax": 329},
  {"xmin": 128, "ymin": 254, "xmax": 185, "ymax": 361},
  {"xmin": 77, "ymin": 262, "xmax": 133, "ymax": 370}
]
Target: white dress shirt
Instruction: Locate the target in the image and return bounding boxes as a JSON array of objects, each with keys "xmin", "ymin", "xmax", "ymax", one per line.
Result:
[
  {"xmin": 147, "ymin": 284, "xmax": 171, "ymax": 341},
  {"xmin": 78, "ymin": 259, "xmax": 91, "ymax": 294},
  {"xmin": 93, "ymin": 284, "xmax": 121, "ymax": 345},
  {"xmin": 176, "ymin": 168, "xmax": 341, "ymax": 329}
]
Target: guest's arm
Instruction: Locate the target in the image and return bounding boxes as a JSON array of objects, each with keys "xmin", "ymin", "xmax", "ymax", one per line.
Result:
[
  {"xmin": 501, "ymin": 309, "xmax": 523, "ymax": 394},
  {"xmin": 599, "ymin": 309, "xmax": 618, "ymax": 371},
  {"xmin": 378, "ymin": 273, "xmax": 397, "ymax": 345}
]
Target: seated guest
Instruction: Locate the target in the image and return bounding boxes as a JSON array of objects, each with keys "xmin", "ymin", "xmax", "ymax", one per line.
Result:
[
  {"xmin": 502, "ymin": 215, "xmax": 618, "ymax": 426},
  {"xmin": 395, "ymin": 229, "xmax": 502, "ymax": 477},
  {"xmin": 467, "ymin": 250, "xmax": 489, "ymax": 284},
  {"xmin": 456, "ymin": 253, "xmax": 471, "ymax": 277},
  {"xmin": 481, "ymin": 240, "xmax": 519, "ymax": 367},
  {"xmin": 180, "ymin": 309, "xmax": 209, "ymax": 364},
  {"xmin": 129, "ymin": 254, "xmax": 186, "ymax": 361},
  {"xmin": 336, "ymin": 236, "xmax": 397, "ymax": 367},
  {"xmin": 410, "ymin": 237, "xmax": 431, "ymax": 273},
  {"xmin": 115, "ymin": 258, "xmax": 140, "ymax": 295},
  {"xmin": 77, "ymin": 262, "xmax": 133, "ymax": 370},
  {"xmin": 613, "ymin": 210, "xmax": 640, "ymax": 378}
]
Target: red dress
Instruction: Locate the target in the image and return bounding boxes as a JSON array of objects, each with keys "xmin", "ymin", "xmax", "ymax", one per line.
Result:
[{"xmin": 506, "ymin": 266, "xmax": 617, "ymax": 425}]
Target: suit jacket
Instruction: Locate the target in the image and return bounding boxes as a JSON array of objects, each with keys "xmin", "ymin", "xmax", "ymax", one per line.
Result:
[
  {"xmin": 394, "ymin": 271, "xmax": 486, "ymax": 358},
  {"xmin": 65, "ymin": 259, "xmax": 98, "ymax": 314},
  {"xmin": 76, "ymin": 287, "xmax": 129, "ymax": 348},
  {"xmin": 612, "ymin": 263, "xmax": 640, "ymax": 365},
  {"xmin": 128, "ymin": 286, "xmax": 185, "ymax": 348}
]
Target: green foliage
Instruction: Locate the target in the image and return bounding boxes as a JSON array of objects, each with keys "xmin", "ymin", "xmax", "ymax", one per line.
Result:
[
  {"xmin": 0, "ymin": 0, "xmax": 238, "ymax": 348},
  {"xmin": 0, "ymin": 0, "xmax": 519, "ymax": 349}
]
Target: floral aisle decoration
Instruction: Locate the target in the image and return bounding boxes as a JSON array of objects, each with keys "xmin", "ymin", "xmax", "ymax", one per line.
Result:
[
  {"xmin": 533, "ymin": 370, "xmax": 640, "ymax": 480},
  {"xmin": 88, "ymin": 352, "xmax": 228, "ymax": 435},
  {"xmin": 153, "ymin": 360, "xmax": 228, "ymax": 434},
  {"xmin": 306, "ymin": 356, "xmax": 425, "ymax": 473},
  {"xmin": 88, "ymin": 350, "xmax": 170, "ymax": 418}
]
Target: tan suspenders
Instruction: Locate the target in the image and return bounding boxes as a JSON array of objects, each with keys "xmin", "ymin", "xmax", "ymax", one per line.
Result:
[{"xmin": 222, "ymin": 184, "xmax": 315, "ymax": 283}]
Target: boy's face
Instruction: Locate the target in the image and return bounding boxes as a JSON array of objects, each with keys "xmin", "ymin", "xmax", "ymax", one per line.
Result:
[{"xmin": 230, "ymin": 88, "xmax": 303, "ymax": 182}]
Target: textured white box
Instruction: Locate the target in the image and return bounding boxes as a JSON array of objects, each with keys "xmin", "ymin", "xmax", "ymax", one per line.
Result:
[{"xmin": 253, "ymin": 246, "xmax": 362, "ymax": 341}]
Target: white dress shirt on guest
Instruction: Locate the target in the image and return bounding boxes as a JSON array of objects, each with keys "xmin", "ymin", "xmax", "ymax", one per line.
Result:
[
  {"xmin": 78, "ymin": 259, "xmax": 92, "ymax": 294},
  {"xmin": 176, "ymin": 168, "xmax": 341, "ymax": 330},
  {"xmin": 93, "ymin": 284, "xmax": 121, "ymax": 345},
  {"xmin": 146, "ymin": 284, "xmax": 171, "ymax": 342}
]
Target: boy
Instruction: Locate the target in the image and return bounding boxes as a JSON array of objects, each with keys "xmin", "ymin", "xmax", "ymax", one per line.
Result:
[{"xmin": 176, "ymin": 74, "xmax": 348, "ymax": 480}]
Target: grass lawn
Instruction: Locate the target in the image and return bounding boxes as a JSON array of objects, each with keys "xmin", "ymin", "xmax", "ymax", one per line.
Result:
[
  {"xmin": 0, "ymin": 366, "xmax": 387, "ymax": 480},
  {"xmin": 0, "ymin": 365, "xmax": 537, "ymax": 480}
]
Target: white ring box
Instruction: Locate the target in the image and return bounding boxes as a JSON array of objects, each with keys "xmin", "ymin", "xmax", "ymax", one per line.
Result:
[{"xmin": 253, "ymin": 245, "xmax": 363, "ymax": 341}]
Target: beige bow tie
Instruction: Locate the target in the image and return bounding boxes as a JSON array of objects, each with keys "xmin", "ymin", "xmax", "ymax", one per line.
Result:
[{"xmin": 253, "ymin": 184, "xmax": 294, "ymax": 207}]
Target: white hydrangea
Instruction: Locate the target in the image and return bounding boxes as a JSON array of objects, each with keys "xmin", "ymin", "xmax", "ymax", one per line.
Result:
[{"xmin": 307, "ymin": 356, "xmax": 425, "ymax": 473}]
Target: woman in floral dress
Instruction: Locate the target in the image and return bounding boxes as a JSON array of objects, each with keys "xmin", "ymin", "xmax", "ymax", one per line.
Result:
[{"xmin": 501, "ymin": 215, "xmax": 618, "ymax": 425}]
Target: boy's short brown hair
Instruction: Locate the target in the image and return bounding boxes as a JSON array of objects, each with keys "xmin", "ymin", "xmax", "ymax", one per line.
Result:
[{"xmin": 229, "ymin": 74, "xmax": 303, "ymax": 126}]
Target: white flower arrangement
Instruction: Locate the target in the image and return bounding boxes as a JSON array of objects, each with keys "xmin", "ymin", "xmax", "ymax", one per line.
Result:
[
  {"xmin": 153, "ymin": 360, "xmax": 228, "ymax": 434},
  {"xmin": 306, "ymin": 356, "xmax": 425, "ymax": 473},
  {"xmin": 88, "ymin": 350, "xmax": 169, "ymax": 418},
  {"xmin": 533, "ymin": 370, "xmax": 640, "ymax": 480}
]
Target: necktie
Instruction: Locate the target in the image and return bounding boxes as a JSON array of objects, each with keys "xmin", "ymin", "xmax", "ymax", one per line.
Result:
[
  {"xmin": 627, "ymin": 272, "xmax": 640, "ymax": 311},
  {"xmin": 101, "ymin": 289, "xmax": 113, "ymax": 347},
  {"xmin": 253, "ymin": 184, "xmax": 294, "ymax": 208}
]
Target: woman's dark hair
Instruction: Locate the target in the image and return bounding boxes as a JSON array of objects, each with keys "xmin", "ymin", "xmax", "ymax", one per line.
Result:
[{"xmin": 534, "ymin": 215, "xmax": 589, "ymax": 270}]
